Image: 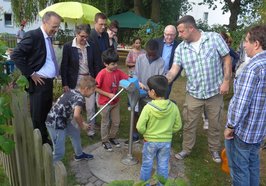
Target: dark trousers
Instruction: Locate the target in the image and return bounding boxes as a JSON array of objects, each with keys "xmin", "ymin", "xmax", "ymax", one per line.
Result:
[
  {"xmin": 166, "ymin": 82, "xmax": 173, "ymax": 99},
  {"xmin": 29, "ymin": 78, "xmax": 53, "ymax": 144}
]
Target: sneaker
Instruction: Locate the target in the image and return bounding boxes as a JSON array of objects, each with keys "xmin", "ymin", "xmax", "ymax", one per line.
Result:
[
  {"xmin": 175, "ymin": 150, "xmax": 189, "ymax": 160},
  {"xmin": 203, "ymin": 119, "xmax": 209, "ymax": 130},
  {"xmin": 128, "ymin": 106, "xmax": 131, "ymax": 111},
  {"xmin": 102, "ymin": 141, "xmax": 113, "ymax": 152},
  {"xmin": 124, "ymin": 137, "xmax": 140, "ymax": 146},
  {"xmin": 87, "ymin": 129, "xmax": 95, "ymax": 137},
  {"xmin": 211, "ymin": 151, "xmax": 221, "ymax": 163},
  {"xmin": 74, "ymin": 152, "xmax": 94, "ymax": 161},
  {"xmin": 109, "ymin": 138, "xmax": 121, "ymax": 148}
]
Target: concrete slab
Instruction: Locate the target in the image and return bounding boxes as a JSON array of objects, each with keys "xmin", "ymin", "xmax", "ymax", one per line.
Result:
[
  {"xmin": 71, "ymin": 140, "xmax": 186, "ymax": 185},
  {"xmin": 88, "ymin": 140, "xmax": 143, "ymax": 182}
]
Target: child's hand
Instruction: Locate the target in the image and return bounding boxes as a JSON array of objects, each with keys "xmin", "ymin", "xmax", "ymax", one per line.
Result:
[
  {"xmin": 108, "ymin": 93, "xmax": 115, "ymax": 99},
  {"xmin": 82, "ymin": 122, "xmax": 90, "ymax": 130},
  {"xmin": 139, "ymin": 82, "xmax": 147, "ymax": 90}
]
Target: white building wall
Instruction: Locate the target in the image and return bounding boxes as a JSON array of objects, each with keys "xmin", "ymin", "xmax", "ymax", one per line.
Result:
[
  {"xmin": 187, "ymin": 0, "xmax": 230, "ymax": 26},
  {"xmin": 0, "ymin": 0, "xmax": 42, "ymax": 35}
]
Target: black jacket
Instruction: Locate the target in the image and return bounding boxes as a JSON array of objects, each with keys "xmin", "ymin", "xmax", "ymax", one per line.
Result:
[
  {"xmin": 11, "ymin": 28, "xmax": 47, "ymax": 78},
  {"xmin": 155, "ymin": 37, "xmax": 182, "ymax": 80},
  {"xmin": 60, "ymin": 40, "xmax": 98, "ymax": 89},
  {"xmin": 89, "ymin": 29, "xmax": 110, "ymax": 74}
]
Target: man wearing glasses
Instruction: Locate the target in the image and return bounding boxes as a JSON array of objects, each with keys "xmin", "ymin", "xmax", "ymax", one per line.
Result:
[
  {"xmin": 61, "ymin": 24, "xmax": 98, "ymax": 137},
  {"xmin": 11, "ymin": 11, "xmax": 62, "ymax": 145},
  {"xmin": 155, "ymin": 25, "xmax": 181, "ymax": 98},
  {"xmin": 107, "ymin": 20, "xmax": 119, "ymax": 51}
]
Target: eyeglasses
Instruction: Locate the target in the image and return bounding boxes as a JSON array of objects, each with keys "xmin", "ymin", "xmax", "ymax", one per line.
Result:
[
  {"xmin": 164, "ymin": 33, "xmax": 176, "ymax": 37},
  {"xmin": 78, "ymin": 34, "xmax": 89, "ymax": 39},
  {"xmin": 109, "ymin": 28, "xmax": 118, "ymax": 35}
]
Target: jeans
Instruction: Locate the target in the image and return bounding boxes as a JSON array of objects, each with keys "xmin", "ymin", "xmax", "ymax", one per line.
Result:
[
  {"xmin": 225, "ymin": 135, "xmax": 261, "ymax": 186},
  {"xmin": 140, "ymin": 142, "xmax": 171, "ymax": 186},
  {"xmin": 47, "ymin": 122, "xmax": 83, "ymax": 162}
]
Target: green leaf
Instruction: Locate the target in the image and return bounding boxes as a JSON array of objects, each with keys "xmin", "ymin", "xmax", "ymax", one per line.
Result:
[
  {"xmin": 133, "ymin": 180, "xmax": 147, "ymax": 186},
  {"xmin": 165, "ymin": 178, "xmax": 188, "ymax": 186},
  {"xmin": 155, "ymin": 174, "xmax": 167, "ymax": 184},
  {"xmin": 16, "ymin": 75, "xmax": 29, "ymax": 90},
  {"xmin": 0, "ymin": 125, "xmax": 14, "ymax": 135},
  {"xmin": 0, "ymin": 96, "xmax": 9, "ymax": 116},
  {"xmin": 0, "ymin": 135, "xmax": 15, "ymax": 154},
  {"xmin": 107, "ymin": 180, "xmax": 134, "ymax": 186}
]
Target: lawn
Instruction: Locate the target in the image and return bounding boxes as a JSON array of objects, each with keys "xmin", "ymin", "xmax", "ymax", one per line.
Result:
[{"xmin": 1, "ymin": 63, "xmax": 265, "ymax": 185}]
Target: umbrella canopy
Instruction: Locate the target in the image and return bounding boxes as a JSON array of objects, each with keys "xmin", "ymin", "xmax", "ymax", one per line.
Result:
[
  {"xmin": 39, "ymin": 2, "xmax": 101, "ymax": 24},
  {"xmin": 109, "ymin": 11, "xmax": 158, "ymax": 28}
]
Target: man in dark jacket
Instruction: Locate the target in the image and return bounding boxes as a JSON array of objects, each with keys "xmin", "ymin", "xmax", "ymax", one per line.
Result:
[
  {"xmin": 11, "ymin": 11, "xmax": 62, "ymax": 144},
  {"xmin": 155, "ymin": 25, "xmax": 181, "ymax": 98},
  {"xmin": 89, "ymin": 12, "xmax": 110, "ymax": 75}
]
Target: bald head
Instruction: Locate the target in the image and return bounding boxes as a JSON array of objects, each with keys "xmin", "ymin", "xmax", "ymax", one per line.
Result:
[{"xmin": 164, "ymin": 25, "xmax": 177, "ymax": 44}]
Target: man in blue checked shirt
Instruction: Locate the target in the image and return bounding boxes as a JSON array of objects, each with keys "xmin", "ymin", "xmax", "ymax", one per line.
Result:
[
  {"xmin": 167, "ymin": 15, "xmax": 232, "ymax": 163},
  {"xmin": 224, "ymin": 25, "xmax": 266, "ymax": 186}
]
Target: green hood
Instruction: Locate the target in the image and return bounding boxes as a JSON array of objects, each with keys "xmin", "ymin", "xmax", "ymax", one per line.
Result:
[{"xmin": 147, "ymin": 100, "xmax": 174, "ymax": 119}]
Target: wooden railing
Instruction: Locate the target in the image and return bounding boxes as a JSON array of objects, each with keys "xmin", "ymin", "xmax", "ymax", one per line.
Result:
[{"xmin": 0, "ymin": 92, "xmax": 67, "ymax": 186}]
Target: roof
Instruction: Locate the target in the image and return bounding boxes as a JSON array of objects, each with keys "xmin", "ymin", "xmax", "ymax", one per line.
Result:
[{"xmin": 109, "ymin": 11, "xmax": 157, "ymax": 29}]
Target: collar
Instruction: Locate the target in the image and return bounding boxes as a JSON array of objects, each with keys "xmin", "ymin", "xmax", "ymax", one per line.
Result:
[
  {"xmin": 40, "ymin": 26, "xmax": 49, "ymax": 39},
  {"xmin": 72, "ymin": 37, "xmax": 89, "ymax": 48},
  {"xmin": 183, "ymin": 30, "xmax": 207, "ymax": 48},
  {"xmin": 163, "ymin": 40, "xmax": 174, "ymax": 46}
]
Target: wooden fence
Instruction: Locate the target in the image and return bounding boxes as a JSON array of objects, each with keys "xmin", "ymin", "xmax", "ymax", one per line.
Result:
[
  {"xmin": 0, "ymin": 92, "xmax": 67, "ymax": 186},
  {"xmin": 0, "ymin": 34, "xmax": 17, "ymax": 48}
]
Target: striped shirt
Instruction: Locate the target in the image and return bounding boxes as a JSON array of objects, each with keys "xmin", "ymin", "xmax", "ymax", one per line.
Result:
[
  {"xmin": 173, "ymin": 31, "xmax": 229, "ymax": 99},
  {"xmin": 227, "ymin": 51, "xmax": 266, "ymax": 144}
]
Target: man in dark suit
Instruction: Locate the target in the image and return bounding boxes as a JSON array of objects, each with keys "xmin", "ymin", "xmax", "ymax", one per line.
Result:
[
  {"xmin": 155, "ymin": 25, "xmax": 182, "ymax": 98},
  {"xmin": 11, "ymin": 11, "xmax": 62, "ymax": 144},
  {"xmin": 61, "ymin": 24, "xmax": 98, "ymax": 137},
  {"xmin": 89, "ymin": 12, "xmax": 110, "ymax": 75}
]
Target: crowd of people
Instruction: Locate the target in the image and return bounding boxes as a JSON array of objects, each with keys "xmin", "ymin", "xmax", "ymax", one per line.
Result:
[{"xmin": 10, "ymin": 11, "xmax": 266, "ymax": 186}]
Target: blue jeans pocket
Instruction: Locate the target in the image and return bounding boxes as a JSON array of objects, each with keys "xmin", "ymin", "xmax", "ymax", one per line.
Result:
[{"xmin": 235, "ymin": 135, "xmax": 249, "ymax": 150}]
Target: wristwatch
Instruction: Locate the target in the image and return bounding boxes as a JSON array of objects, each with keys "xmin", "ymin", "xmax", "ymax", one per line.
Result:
[{"xmin": 227, "ymin": 124, "xmax": 234, "ymax": 129}]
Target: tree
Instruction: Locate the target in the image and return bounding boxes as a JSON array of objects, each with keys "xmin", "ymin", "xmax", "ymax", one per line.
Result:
[
  {"xmin": 11, "ymin": 0, "xmax": 190, "ymax": 27},
  {"xmin": 258, "ymin": 0, "xmax": 266, "ymax": 23},
  {"xmin": 199, "ymin": 0, "xmax": 263, "ymax": 31},
  {"xmin": 133, "ymin": 0, "xmax": 190, "ymax": 25}
]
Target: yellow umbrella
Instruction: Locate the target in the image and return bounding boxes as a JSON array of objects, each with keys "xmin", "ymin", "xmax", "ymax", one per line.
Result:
[{"xmin": 39, "ymin": 2, "xmax": 101, "ymax": 24}]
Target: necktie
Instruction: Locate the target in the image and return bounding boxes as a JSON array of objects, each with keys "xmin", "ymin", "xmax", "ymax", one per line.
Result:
[{"xmin": 47, "ymin": 37, "xmax": 59, "ymax": 76}]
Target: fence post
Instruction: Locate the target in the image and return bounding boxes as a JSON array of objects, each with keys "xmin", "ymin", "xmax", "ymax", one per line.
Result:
[
  {"xmin": 34, "ymin": 129, "xmax": 45, "ymax": 186},
  {"xmin": 11, "ymin": 92, "xmax": 31, "ymax": 186},
  {"xmin": 25, "ymin": 117, "xmax": 37, "ymax": 186},
  {"xmin": 54, "ymin": 161, "xmax": 67, "ymax": 186},
  {"xmin": 43, "ymin": 143, "xmax": 55, "ymax": 186}
]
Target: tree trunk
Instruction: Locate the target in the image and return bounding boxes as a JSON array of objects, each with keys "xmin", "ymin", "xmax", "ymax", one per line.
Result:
[
  {"xmin": 225, "ymin": 0, "xmax": 241, "ymax": 31},
  {"xmin": 134, "ymin": 0, "xmax": 144, "ymax": 16},
  {"xmin": 150, "ymin": 0, "xmax": 160, "ymax": 22}
]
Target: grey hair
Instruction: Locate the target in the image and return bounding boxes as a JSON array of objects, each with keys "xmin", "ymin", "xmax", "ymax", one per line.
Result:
[
  {"xmin": 164, "ymin": 25, "xmax": 177, "ymax": 34},
  {"xmin": 75, "ymin": 24, "xmax": 91, "ymax": 35},
  {"xmin": 42, "ymin": 11, "xmax": 62, "ymax": 23}
]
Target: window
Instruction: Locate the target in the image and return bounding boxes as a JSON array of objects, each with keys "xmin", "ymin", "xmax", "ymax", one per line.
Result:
[
  {"xmin": 203, "ymin": 12, "xmax": 208, "ymax": 23},
  {"xmin": 4, "ymin": 13, "xmax": 13, "ymax": 26}
]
